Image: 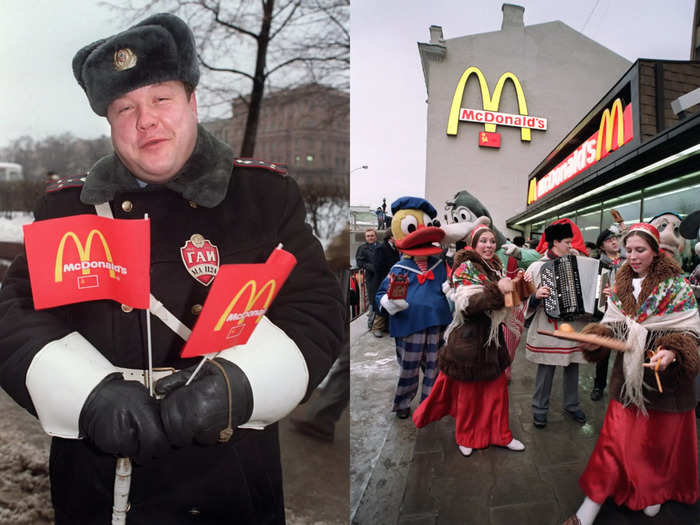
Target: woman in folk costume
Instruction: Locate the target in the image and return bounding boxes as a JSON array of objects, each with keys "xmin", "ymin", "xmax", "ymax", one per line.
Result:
[
  {"xmin": 412, "ymin": 225, "xmax": 527, "ymax": 456},
  {"xmin": 564, "ymin": 223, "xmax": 700, "ymax": 525}
]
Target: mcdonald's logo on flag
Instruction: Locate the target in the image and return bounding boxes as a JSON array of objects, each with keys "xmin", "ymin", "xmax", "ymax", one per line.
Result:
[
  {"xmin": 23, "ymin": 214, "xmax": 150, "ymax": 310},
  {"xmin": 180, "ymin": 247, "xmax": 297, "ymax": 358}
]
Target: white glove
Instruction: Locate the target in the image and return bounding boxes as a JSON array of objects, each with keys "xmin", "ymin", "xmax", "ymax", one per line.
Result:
[
  {"xmin": 441, "ymin": 280, "xmax": 456, "ymax": 303},
  {"xmin": 502, "ymin": 242, "xmax": 521, "ymax": 258},
  {"xmin": 440, "ymin": 216, "xmax": 491, "ymax": 249},
  {"xmin": 380, "ymin": 294, "xmax": 409, "ymax": 315}
]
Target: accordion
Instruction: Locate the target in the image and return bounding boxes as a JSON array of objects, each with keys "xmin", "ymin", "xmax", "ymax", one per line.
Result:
[{"xmin": 540, "ymin": 255, "xmax": 602, "ymax": 321}]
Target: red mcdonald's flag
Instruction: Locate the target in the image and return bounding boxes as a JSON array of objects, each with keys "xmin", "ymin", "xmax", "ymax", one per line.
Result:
[
  {"xmin": 180, "ymin": 247, "xmax": 297, "ymax": 358},
  {"xmin": 23, "ymin": 215, "xmax": 150, "ymax": 310}
]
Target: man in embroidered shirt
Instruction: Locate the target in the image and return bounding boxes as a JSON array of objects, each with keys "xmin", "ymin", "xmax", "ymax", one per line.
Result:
[
  {"xmin": 0, "ymin": 13, "xmax": 344, "ymax": 524},
  {"xmin": 524, "ymin": 221, "xmax": 588, "ymax": 429}
]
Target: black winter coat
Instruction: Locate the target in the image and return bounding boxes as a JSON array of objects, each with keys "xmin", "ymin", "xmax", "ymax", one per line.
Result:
[{"xmin": 0, "ymin": 127, "xmax": 344, "ymax": 524}]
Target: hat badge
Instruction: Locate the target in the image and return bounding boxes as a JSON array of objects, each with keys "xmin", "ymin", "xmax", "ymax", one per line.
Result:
[{"xmin": 114, "ymin": 48, "xmax": 137, "ymax": 71}]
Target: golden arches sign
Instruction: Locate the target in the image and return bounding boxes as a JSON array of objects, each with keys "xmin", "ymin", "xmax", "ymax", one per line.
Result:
[
  {"xmin": 214, "ymin": 279, "xmax": 277, "ymax": 332},
  {"xmin": 446, "ymin": 66, "xmax": 531, "ymax": 140},
  {"xmin": 54, "ymin": 229, "xmax": 115, "ymax": 282},
  {"xmin": 527, "ymin": 178, "xmax": 538, "ymax": 205},
  {"xmin": 595, "ymin": 98, "xmax": 625, "ymax": 161}
]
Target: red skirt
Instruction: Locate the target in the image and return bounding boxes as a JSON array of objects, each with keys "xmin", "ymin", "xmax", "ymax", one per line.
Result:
[
  {"xmin": 412, "ymin": 371, "xmax": 513, "ymax": 448},
  {"xmin": 579, "ymin": 399, "xmax": 699, "ymax": 510}
]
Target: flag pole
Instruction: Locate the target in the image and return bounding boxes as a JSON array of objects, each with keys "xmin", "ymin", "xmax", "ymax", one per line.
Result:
[
  {"xmin": 145, "ymin": 213, "xmax": 154, "ymax": 397},
  {"xmin": 113, "ymin": 213, "xmax": 152, "ymax": 524}
]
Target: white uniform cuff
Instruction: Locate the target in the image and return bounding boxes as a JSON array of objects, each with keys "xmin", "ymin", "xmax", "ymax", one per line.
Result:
[
  {"xmin": 217, "ymin": 316, "xmax": 308, "ymax": 429},
  {"xmin": 25, "ymin": 332, "xmax": 116, "ymax": 439}
]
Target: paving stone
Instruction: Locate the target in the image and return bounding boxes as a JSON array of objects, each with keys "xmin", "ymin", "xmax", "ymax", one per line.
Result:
[
  {"xmin": 398, "ymin": 515, "xmax": 437, "ymax": 525},
  {"xmin": 490, "ymin": 500, "xmax": 560, "ymax": 525},
  {"xmin": 401, "ymin": 451, "xmax": 440, "ymax": 515},
  {"xmin": 352, "ymin": 321, "xmax": 700, "ymax": 525}
]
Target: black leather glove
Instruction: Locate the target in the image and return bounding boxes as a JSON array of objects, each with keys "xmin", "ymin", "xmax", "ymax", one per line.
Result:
[
  {"xmin": 79, "ymin": 373, "xmax": 171, "ymax": 465},
  {"xmin": 155, "ymin": 358, "xmax": 253, "ymax": 447}
]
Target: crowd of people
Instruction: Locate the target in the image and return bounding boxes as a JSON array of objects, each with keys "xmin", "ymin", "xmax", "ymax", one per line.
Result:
[{"xmin": 357, "ymin": 196, "xmax": 699, "ymax": 524}]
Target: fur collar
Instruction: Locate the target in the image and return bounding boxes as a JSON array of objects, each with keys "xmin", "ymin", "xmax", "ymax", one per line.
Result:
[
  {"xmin": 614, "ymin": 253, "xmax": 682, "ymax": 315},
  {"xmin": 453, "ymin": 248, "xmax": 502, "ymax": 279},
  {"xmin": 81, "ymin": 125, "xmax": 235, "ymax": 208}
]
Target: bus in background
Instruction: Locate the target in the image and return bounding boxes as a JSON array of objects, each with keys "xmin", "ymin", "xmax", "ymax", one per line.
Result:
[{"xmin": 0, "ymin": 163, "xmax": 23, "ymax": 182}]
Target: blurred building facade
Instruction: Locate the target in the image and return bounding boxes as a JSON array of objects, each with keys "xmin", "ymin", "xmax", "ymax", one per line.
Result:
[{"xmin": 203, "ymin": 83, "xmax": 349, "ymax": 190}]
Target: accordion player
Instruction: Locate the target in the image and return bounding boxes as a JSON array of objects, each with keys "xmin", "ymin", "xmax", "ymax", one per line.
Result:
[{"xmin": 540, "ymin": 255, "xmax": 604, "ymax": 321}]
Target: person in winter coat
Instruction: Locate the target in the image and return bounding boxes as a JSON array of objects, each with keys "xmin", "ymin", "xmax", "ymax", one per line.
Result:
[
  {"xmin": 563, "ymin": 223, "xmax": 700, "ymax": 525},
  {"xmin": 369, "ymin": 231, "xmax": 400, "ymax": 337},
  {"xmin": 412, "ymin": 225, "xmax": 526, "ymax": 457},
  {"xmin": 355, "ymin": 228, "xmax": 379, "ymax": 328},
  {"xmin": 589, "ymin": 228, "xmax": 626, "ymax": 402},
  {"xmin": 0, "ymin": 14, "xmax": 344, "ymax": 524}
]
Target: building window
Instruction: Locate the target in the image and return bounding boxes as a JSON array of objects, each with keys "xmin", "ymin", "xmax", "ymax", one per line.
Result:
[
  {"xmin": 602, "ymin": 192, "xmax": 641, "ymax": 231},
  {"xmin": 306, "ymin": 154, "xmax": 314, "ymax": 164},
  {"xmin": 295, "ymin": 155, "xmax": 301, "ymax": 166},
  {"xmin": 575, "ymin": 205, "xmax": 602, "ymax": 244}
]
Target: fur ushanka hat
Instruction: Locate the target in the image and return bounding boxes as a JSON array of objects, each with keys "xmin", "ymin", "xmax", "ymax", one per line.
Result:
[{"xmin": 72, "ymin": 13, "xmax": 200, "ymax": 116}]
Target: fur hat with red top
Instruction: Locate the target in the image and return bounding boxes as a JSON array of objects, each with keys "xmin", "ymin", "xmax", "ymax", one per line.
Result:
[{"xmin": 535, "ymin": 218, "xmax": 588, "ymax": 255}]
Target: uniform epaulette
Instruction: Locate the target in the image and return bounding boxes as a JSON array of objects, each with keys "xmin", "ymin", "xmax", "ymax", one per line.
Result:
[
  {"xmin": 233, "ymin": 158, "xmax": 288, "ymax": 176},
  {"xmin": 46, "ymin": 175, "xmax": 87, "ymax": 193}
]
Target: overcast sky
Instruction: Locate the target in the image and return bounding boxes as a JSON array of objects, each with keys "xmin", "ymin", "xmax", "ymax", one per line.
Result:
[
  {"xmin": 350, "ymin": 0, "xmax": 696, "ymax": 209},
  {"xmin": 0, "ymin": 1, "xmax": 123, "ymax": 148}
]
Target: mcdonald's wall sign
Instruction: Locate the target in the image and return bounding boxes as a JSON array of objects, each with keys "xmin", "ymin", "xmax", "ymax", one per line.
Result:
[
  {"xmin": 527, "ymin": 98, "xmax": 633, "ymax": 205},
  {"xmin": 446, "ymin": 66, "xmax": 547, "ymax": 148}
]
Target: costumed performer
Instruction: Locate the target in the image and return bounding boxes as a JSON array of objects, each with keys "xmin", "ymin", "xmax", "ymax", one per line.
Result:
[
  {"xmin": 563, "ymin": 223, "xmax": 700, "ymax": 525},
  {"xmin": 412, "ymin": 224, "xmax": 526, "ymax": 456},
  {"xmin": 376, "ymin": 196, "xmax": 477, "ymax": 419}
]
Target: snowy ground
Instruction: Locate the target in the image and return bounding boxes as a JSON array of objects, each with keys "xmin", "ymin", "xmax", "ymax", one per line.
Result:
[{"xmin": 0, "ymin": 212, "xmax": 32, "ymax": 243}]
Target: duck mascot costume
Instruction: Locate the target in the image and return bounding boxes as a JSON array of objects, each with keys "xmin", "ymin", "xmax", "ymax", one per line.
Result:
[{"xmin": 376, "ymin": 196, "xmax": 484, "ymax": 418}]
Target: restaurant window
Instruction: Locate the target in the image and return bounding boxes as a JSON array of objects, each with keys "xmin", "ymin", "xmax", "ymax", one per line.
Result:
[
  {"xmin": 575, "ymin": 205, "xmax": 601, "ymax": 244},
  {"xmin": 642, "ymin": 177, "xmax": 700, "ymax": 222},
  {"xmin": 602, "ymin": 192, "xmax": 641, "ymax": 231}
]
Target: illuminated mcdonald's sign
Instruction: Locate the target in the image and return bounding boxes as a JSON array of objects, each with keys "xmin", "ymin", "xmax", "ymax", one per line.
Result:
[
  {"xmin": 54, "ymin": 229, "xmax": 127, "ymax": 283},
  {"xmin": 446, "ymin": 66, "xmax": 547, "ymax": 147},
  {"xmin": 214, "ymin": 279, "xmax": 277, "ymax": 333},
  {"xmin": 527, "ymin": 98, "xmax": 633, "ymax": 205},
  {"xmin": 596, "ymin": 98, "xmax": 626, "ymax": 161}
]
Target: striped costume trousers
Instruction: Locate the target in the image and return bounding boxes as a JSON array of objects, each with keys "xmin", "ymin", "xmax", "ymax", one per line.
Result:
[{"xmin": 393, "ymin": 325, "xmax": 444, "ymax": 411}]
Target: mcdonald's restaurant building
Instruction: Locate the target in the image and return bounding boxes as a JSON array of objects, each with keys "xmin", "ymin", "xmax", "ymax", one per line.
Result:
[
  {"xmin": 508, "ymin": 59, "xmax": 700, "ymax": 265},
  {"xmin": 419, "ymin": 4, "xmax": 699, "ymax": 265}
]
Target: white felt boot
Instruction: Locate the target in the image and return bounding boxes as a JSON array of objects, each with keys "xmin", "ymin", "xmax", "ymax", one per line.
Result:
[
  {"xmin": 457, "ymin": 445, "xmax": 472, "ymax": 457},
  {"xmin": 643, "ymin": 504, "xmax": 661, "ymax": 517},
  {"xmin": 506, "ymin": 438, "xmax": 525, "ymax": 451},
  {"xmin": 575, "ymin": 496, "xmax": 602, "ymax": 525}
]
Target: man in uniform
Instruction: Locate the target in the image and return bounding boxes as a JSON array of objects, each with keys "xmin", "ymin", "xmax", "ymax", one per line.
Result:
[{"xmin": 0, "ymin": 13, "xmax": 344, "ymax": 524}]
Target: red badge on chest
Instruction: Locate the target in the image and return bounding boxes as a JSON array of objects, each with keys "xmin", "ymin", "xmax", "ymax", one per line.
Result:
[{"xmin": 180, "ymin": 234, "xmax": 220, "ymax": 286}]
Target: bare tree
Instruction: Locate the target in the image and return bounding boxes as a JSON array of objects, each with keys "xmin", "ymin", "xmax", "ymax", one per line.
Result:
[
  {"xmin": 105, "ymin": 0, "xmax": 349, "ymax": 157},
  {"xmin": 299, "ymin": 176, "xmax": 348, "ymax": 240}
]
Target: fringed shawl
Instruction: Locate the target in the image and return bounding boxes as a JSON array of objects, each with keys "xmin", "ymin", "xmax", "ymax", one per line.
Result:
[{"xmin": 601, "ymin": 256, "xmax": 700, "ymax": 414}]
